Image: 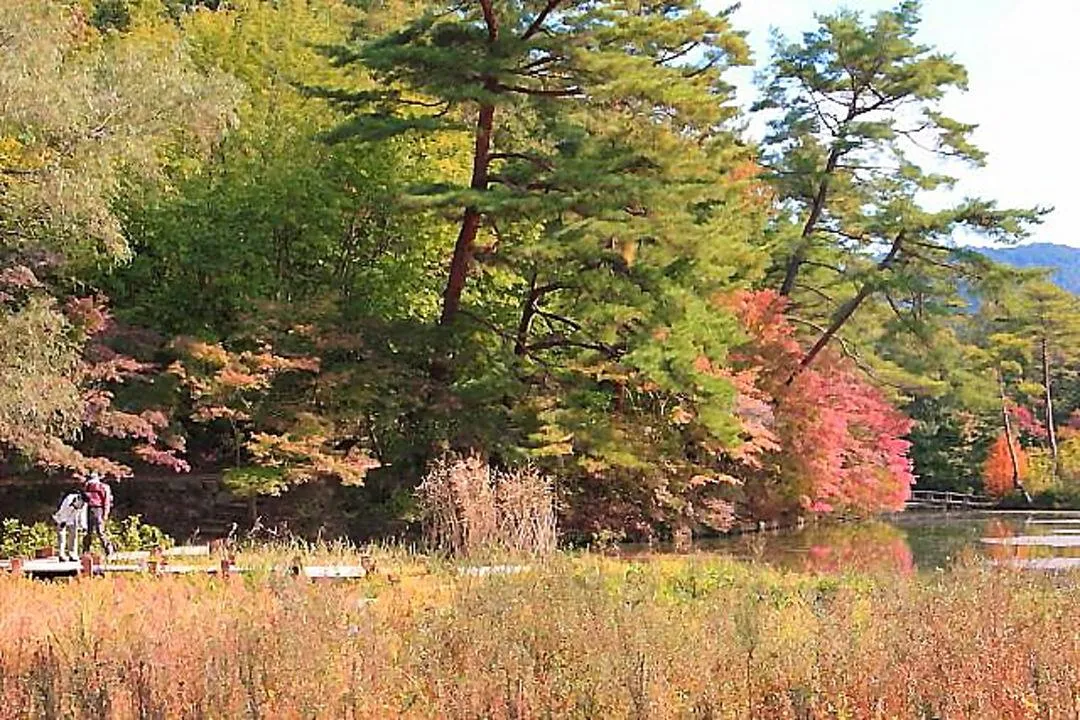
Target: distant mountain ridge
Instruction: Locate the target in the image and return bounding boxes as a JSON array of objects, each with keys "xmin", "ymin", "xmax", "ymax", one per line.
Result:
[{"xmin": 979, "ymin": 243, "xmax": 1080, "ymax": 294}]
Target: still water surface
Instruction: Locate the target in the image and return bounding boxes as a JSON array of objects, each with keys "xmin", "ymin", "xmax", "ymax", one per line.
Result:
[{"xmin": 696, "ymin": 511, "xmax": 1080, "ymax": 574}]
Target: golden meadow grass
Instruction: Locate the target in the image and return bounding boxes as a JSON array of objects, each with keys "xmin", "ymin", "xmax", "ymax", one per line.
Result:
[{"xmin": 2, "ymin": 552, "xmax": 1080, "ymax": 719}]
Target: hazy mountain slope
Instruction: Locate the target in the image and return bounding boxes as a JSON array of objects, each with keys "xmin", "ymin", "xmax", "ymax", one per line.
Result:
[{"xmin": 980, "ymin": 243, "xmax": 1080, "ymax": 293}]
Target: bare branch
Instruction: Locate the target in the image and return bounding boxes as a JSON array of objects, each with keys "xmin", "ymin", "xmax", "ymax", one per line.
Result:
[
  {"xmin": 855, "ymin": 90, "xmax": 912, "ymax": 115},
  {"xmin": 534, "ymin": 308, "xmax": 581, "ymax": 331},
  {"xmin": 683, "ymin": 56, "xmax": 720, "ymax": 79},
  {"xmin": 396, "ymin": 97, "xmax": 450, "ymax": 108},
  {"xmin": 521, "ymin": 0, "xmax": 563, "ymax": 41},
  {"xmin": 789, "ymin": 317, "xmax": 903, "ymax": 389},
  {"xmin": 489, "ymin": 152, "xmax": 555, "ymax": 171},
  {"xmin": 801, "ymin": 259, "xmax": 847, "ymax": 275},
  {"xmin": 526, "ymin": 334, "xmax": 622, "ymax": 358},
  {"xmin": 655, "ymin": 41, "xmax": 699, "ymax": 67},
  {"xmin": 496, "ymin": 83, "xmax": 582, "ymax": 97},
  {"xmin": 884, "ymin": 292, "xmax": 915, "ymax": 328},
  {"xmin": 794, "ymin": 282, "xmax": 836, "ymax": 305},
  {"xmin": 515, "ymin": 54, "xmax": 563, "ymax": 76}
]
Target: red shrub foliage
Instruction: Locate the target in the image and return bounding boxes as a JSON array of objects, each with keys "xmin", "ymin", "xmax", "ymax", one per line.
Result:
[
  {"xmin": 1008, "ymin": 404, "xmax": 1047, "ymax": 441},
  {"xmin": 64, "ymin": 295, "xmax": 110, "ymax": 336},
  {"xmin": 724, "ymin": 290, "xmax": 914, "ymax": 516},
  {"xmin": 983, "ymin": 432, "xmax": 1027, "ymax": 497}
]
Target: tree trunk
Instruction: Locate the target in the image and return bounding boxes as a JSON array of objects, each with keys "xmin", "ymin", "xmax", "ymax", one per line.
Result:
[
  {"xmin": 787, "ymin": 231, "xmax": 904, "ymax": 383},
  {"xmin": 439, "ymin": 102, "xmax": 495, "ymax": 326},
  {"xmin": 514, "ymin": 273, "xmax": 539, "ymax": 356},
  {"xmin": 999, "ymin": 370, "xmax": 1033, "ymax": 504},
  {"xmin": 779, "ymin": 143, "xmax": 843, "ymax": 297},
  {"xmin": 1042, "ymin": 334, "xmax": 1059, "ymax": 480}
]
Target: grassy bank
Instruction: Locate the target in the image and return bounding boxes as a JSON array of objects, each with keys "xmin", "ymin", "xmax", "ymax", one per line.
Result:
[{"xmin": 1, "ymin": 552, "xmax": 1077, "ymax": 719}]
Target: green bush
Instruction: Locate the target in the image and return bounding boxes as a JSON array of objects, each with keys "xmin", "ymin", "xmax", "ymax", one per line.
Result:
[
  {"xmin": 106, "ymin": 515, "xmax": 175, "ymax": 552},
  {"xmin": 0, "ymin": 515, "xmax": 173, "ymax": 557},
  {"xmin": 0, "ymin": 518, "xmax": 53, "ymax": 559}
]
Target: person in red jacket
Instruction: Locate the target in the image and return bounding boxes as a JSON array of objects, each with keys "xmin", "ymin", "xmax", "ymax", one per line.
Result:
[{"xmin": 82, "ymin": 472, "xmax": 116, "ymax": 557}]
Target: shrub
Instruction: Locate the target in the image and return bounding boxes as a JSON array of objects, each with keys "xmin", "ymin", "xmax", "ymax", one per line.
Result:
[
  {"xmin": 417, "ymin": 452, "xmax": 556, "ymax": 558},
  {"xmin": 106, "ymin": 514, "xmax": 174, "ymax": 551},
  {"xmin": 0, "ymin": 515, "xmax": 173, "ymax": 557},
  {"xmin": 0, "ymin": 518, "xmax": 53, "ymax": 558}
]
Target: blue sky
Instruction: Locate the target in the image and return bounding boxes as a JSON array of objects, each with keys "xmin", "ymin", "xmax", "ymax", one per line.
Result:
[{"xmin": 719, "ymin": 0, "xmax": 1080, "ymax": 248}]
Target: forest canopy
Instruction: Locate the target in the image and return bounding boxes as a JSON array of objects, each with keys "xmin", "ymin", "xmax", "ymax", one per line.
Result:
[{"xmin": 0, "ymin": 0, "xmax": 1071, "ymax": 540}]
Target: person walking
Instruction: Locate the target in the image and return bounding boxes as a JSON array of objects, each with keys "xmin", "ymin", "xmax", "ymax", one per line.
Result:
[
  {"xmin": 82, "ymin": 472, "xmax": 116, "ymax": 557},
  {"xmin": 53, "ymin": 489, "xmax": 88, "ymax": 561}
]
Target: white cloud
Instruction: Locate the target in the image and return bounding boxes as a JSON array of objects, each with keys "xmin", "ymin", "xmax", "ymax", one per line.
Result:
[{"xmin": 720, "ymin": 0, "xmax": 1080, "ymax": 247}]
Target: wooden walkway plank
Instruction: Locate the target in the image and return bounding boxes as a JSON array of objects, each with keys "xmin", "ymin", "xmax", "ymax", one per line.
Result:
[
  {"xmin": 982, "ymin": 534, "xmax": 1080, "ymax": 547},
  {"xmin": 299, "ymin": 565, "xmax": 367, "ymax": 579},
  {"xmin": 4, "ymin": 551, "xmax": 377, "ymax": 581}
]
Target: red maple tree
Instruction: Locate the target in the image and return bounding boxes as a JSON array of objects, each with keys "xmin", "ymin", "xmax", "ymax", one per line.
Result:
[
  {"xmin": 723, "ymin": 290, "xmax": 914, "ymax": 516},
  {"xmin": 983, "ymin": 432, "xmax": 1028, "ymax": 497}
]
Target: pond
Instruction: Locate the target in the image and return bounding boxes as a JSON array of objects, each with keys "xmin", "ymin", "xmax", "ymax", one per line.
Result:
[{"xmin": 690, "ymin": 510, "xmax": 1080, "ymax": 575}]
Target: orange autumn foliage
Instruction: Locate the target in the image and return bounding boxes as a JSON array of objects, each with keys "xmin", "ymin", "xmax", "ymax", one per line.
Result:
[{"xmin": 983, "ymin": 432, "xmax": 1028, "ymax": 497}]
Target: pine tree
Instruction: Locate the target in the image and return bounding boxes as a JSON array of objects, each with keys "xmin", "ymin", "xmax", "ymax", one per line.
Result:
[
  {"xmin": 317, "ymin": 0, "xmax": 777, "ymax": 535},
  {"xmin": 755, "ymin": 1, "xmax": 1045, "ymax": 381},
  {"xmin": 987, "ymin": 279, "xmax": 1080, "ymax": 479},
  {"xmin": 320, "ymin": 0, "xmax": 753, "ymax": 326}
]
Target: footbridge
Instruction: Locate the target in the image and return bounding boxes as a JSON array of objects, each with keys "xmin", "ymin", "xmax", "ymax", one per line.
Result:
[{"xmin": 905, "ymin": 489, "xmax": 995, "ymax": 511}]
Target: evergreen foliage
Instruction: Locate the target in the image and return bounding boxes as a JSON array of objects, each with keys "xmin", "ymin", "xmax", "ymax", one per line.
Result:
[{"xmin": 0, "ymin": 0, "xmax": 1074, "ymax": 535}]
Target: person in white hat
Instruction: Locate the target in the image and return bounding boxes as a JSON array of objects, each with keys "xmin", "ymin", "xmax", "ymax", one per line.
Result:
[{"xmin": 53, "ymin": 488, "xmax": 88, "ymax": 561}]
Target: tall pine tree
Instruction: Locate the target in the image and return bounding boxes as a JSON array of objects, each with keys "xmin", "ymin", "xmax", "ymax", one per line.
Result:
[
  {"xmin": 321, "ymin": 0, "xmax": 776, "ymax": 536},
  {"xmin": 755, "ymin": 1, "xmax": 1045, "ymax": 381}
]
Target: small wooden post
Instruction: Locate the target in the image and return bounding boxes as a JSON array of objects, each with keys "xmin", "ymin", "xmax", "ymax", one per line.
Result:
[
  {"xmin": 219, "ymin": 557, "xmax": 231, "ymax": 579},
  {"xmin": 147, "ymin": 560, "xmax": 159, "ymax": 577},
  {"xmin": 79, "ymin": 554, "xmax": 93, "ymax": 578},
  {"xmin": 10, "ymin": 558, "xmax": 23, "ymax": 578},
  {"xmin": 360, "ymin": 555, "xmax": 377, "ymax": 576}
]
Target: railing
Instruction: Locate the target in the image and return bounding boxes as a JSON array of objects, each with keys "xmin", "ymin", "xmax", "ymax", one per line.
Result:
[{"xmin": 906, "ymin": 489, "xmax": 995, "ymax": 510}]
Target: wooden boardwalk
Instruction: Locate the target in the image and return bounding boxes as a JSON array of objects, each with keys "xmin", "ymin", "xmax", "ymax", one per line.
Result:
[
  {"xmin": 905, "ymin": 489, "xmax": 995, "ymax": 511},
  {"xmin": 1, "ymin": 545, "xmax": 373, "ymax": 581}
]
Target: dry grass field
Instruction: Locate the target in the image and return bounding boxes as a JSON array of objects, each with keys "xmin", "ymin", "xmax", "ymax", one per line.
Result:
[{"xmin": 1, "ymin": 551, "xmax": 1078, "ymax": 719}]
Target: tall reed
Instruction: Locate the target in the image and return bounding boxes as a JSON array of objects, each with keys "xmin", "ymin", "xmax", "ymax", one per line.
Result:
[{"xmin": 416, "ymin": 452, "xmax": 556, "ymax": 558}]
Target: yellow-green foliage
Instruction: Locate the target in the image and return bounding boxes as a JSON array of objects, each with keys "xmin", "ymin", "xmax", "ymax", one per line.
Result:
[
  {"xmin": 1060, "ymin": 434, "xmax": 1080, "ymax": 485},
  {"xmin": 1, "ymin": 552, "xmax": 1079, "ymax": 718},
  {"xmin": 1025, "ymin": 447, "xmax": 1057, "ymax": 495},
  {"xmin": 1023, "ymin": 435, "xmax": 1080, "ymax": 498}
]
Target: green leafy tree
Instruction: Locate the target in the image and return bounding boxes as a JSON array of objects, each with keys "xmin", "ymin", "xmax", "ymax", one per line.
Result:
[
  {"xmin": 0, "ymin": 0, "xmax": 235, "ymax": 475},
  {"xmin": 109, "ymin": 0, "xmax": 453, "ymax": 334},
  {"xmin": 755, "ymin": 1, "xmax": 1044, "ymax": 381}
]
